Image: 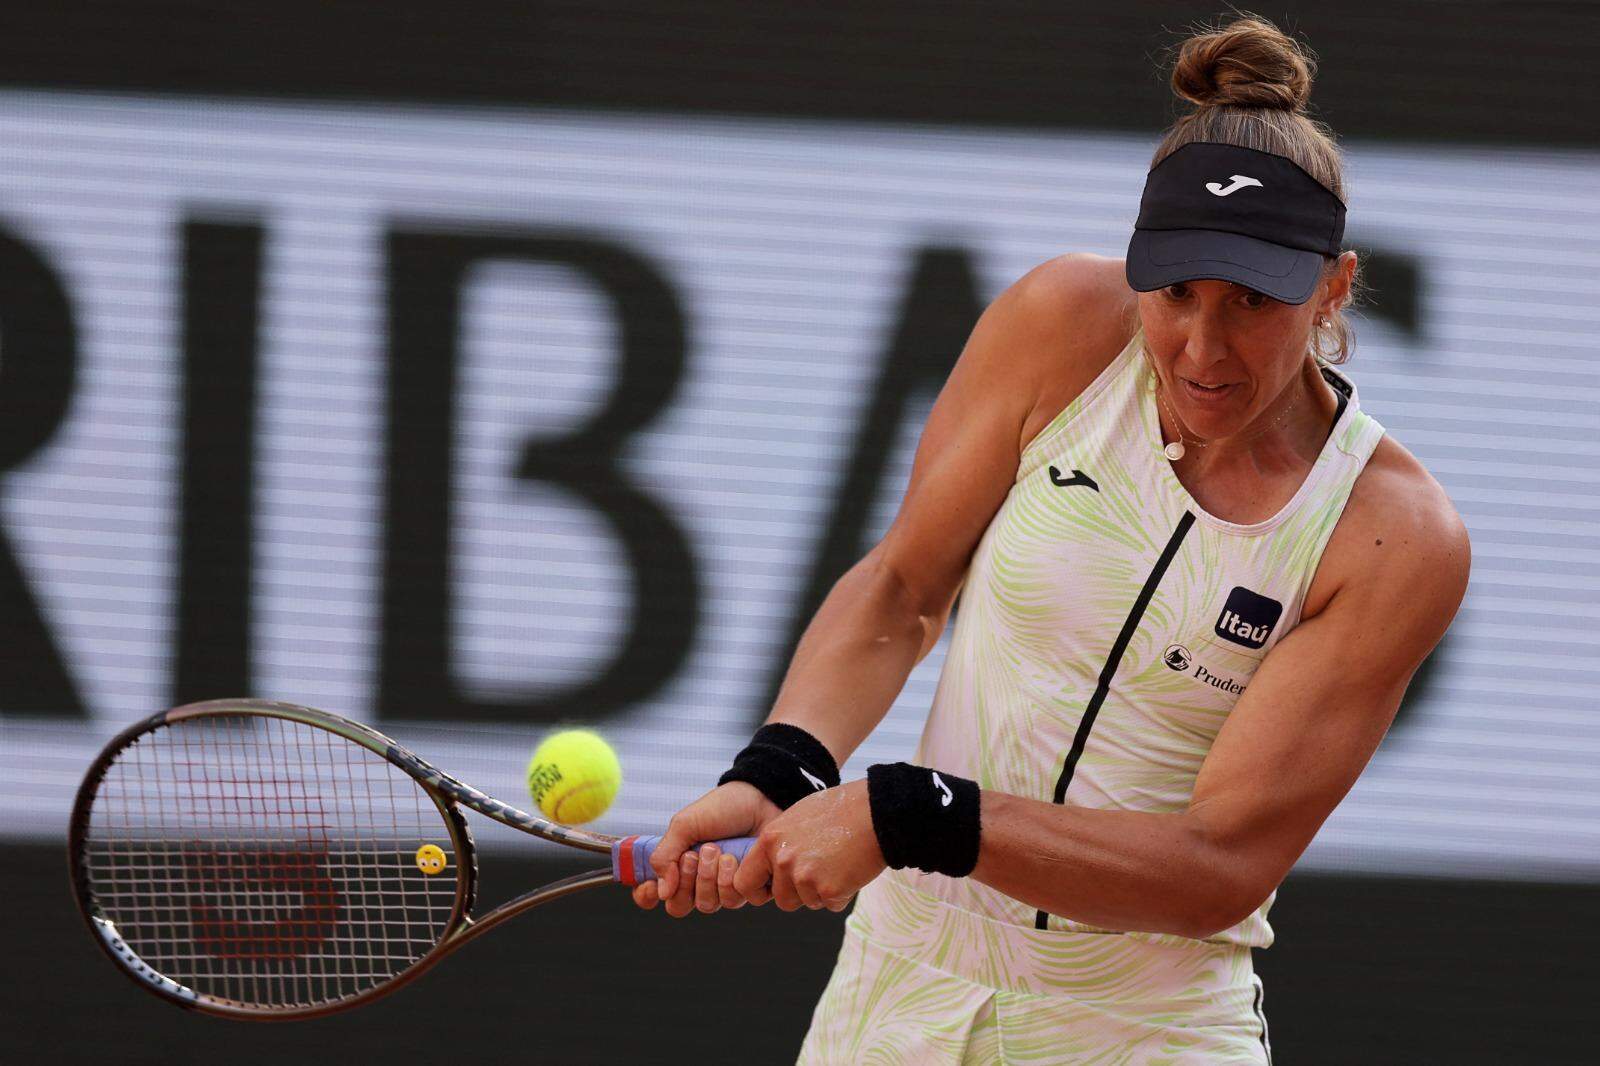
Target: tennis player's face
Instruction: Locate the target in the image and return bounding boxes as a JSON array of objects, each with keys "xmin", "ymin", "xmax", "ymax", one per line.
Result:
[{"xmin": 1137, "ymin": 277, "xmax": 1322, "ymax": 442}]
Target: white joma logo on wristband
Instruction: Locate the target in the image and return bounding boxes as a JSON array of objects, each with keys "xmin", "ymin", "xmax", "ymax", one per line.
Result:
[
  {"xmin": 931, "ymin": 772, "xmax": 953, "ymax": 807},
  {"xmin": 798, "ymin": 766, "xmax": 826, "ymax": 791}
]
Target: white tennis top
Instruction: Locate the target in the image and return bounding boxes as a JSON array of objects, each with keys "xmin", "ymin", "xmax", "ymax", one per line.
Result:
[{"xmin": 898, "ymin": 326, "xmax": 1387, "ymax": 948}]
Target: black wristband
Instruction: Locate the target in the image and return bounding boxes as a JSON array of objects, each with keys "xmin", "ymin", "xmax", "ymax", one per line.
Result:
[
  {"xmin": 717, "ymin": 723, "xmax": 840, "ymax": 810},
  {"xmin": 866, "ymin": 762, "xmax": 981, "ymax": 877}
]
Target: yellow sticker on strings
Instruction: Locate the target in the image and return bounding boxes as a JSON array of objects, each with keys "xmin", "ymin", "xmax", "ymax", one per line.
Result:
[{"xmin": 415, "ymin": 844, "xmax": 447, "ymax": 875}]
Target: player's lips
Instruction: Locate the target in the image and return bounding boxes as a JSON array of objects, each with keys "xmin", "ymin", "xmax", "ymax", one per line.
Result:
[{"xmin": 1180, "ymin": 377, "xmax": 1237, "ymax": 404}]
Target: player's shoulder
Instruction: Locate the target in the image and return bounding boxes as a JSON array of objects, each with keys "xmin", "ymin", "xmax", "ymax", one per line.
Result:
[
  {"xmin": 1347, "ymin": 435, "xmax": 1469, "ymax": 559},
  {"xmin": 1315, "ymin": 432, "xmax": 1471, "ymax": 619},
  {"xmin": 990, "ymin": 254, "xmax": 1140, "ymax": 445},
  {"xmin": 1001, "ymin": 253, "xmax": 1138, "ymax": 340}
]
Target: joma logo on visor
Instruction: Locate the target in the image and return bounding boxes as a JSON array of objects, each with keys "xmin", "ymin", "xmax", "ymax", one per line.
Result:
[{"xmin": 1205, "ymin": 174, "xmax": 1264, "ymax": 197}]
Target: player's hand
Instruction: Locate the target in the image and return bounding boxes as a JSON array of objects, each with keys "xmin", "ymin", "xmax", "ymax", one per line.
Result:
[
  {"xmin": 733, "ymin": 778, "xmax": 883, "ymax": 913},
  {"xmin": 631, "ymin": 781, "xmax": 781, "ymax": 918}
]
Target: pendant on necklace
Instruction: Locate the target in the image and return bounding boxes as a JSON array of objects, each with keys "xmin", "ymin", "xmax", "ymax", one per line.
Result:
[{"xmin": 1164, "ymin": 441, "xmax": 1186, "ymax": 461}]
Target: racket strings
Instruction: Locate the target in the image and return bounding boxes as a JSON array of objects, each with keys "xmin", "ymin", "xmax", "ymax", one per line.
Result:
[{"xmin": 81, "ymin": 714, "xmax": 459, "ymax": 1010}]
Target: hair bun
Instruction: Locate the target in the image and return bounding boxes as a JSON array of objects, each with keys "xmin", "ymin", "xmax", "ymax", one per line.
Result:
[{"xmin": 1171, "ymin": 15, "xmax": 1316, "ymax": 113}]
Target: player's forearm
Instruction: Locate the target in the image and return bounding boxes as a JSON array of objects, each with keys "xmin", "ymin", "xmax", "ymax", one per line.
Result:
[
  {"xmin": 766, "ymin": 560, "xmax": 940, "ymax": 765},
  {"xmin": 970, "ymin": 792, "xmax": 1267, "ymax": 940}
]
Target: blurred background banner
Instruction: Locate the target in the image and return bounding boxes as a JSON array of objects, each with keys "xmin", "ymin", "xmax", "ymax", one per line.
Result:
[
  {"xmin": 2, "ymin": 3, "xmax": 1597, "ymax": 1063},
  {"xmin": 2, "ymin": 90, "xmax": 1597, "ymax": 880}
]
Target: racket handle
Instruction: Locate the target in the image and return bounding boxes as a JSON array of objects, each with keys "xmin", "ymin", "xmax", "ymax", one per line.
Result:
[{"xmin": 612, "ymin": 834, "xmax": 758, "ymax": 886}]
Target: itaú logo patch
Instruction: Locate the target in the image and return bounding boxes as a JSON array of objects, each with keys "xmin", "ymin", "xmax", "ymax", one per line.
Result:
[{"xmin": 1215, "ymin": 586, "xmax": 1283, "ymax": 649}]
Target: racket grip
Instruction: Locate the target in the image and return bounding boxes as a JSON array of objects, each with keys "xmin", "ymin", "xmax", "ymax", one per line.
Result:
[{"xmin": 612, "ymin": 834, "xmax": 758, "ymax": 886}]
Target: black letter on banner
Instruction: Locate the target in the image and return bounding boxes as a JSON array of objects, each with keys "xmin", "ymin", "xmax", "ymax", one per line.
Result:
[
  {"xmin": 1346, "ymin": 241, "xmax": 1422, "ymax": 339},
  {"xmin": 382, "ymin": 229, "xmax": 696, "ymax": 724},
  {"xmin": 758, "ymin": 247, "xmax": 981, "ymax": 725},
  {"xmin": 173, "ymin": 219, "xmax": 262, "ymax": 707},
  {"xmin": 0, "ymin": 232, "xmax": 84, "ymax": 716}
]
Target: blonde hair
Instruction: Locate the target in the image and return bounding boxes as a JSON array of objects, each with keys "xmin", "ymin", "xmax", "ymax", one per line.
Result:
[{"xmin": 1154, "ymin": 13, "xmax": 1360, "ymax": 363}]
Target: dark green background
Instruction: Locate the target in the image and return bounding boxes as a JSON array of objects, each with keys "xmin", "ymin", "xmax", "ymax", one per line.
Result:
[{"xmin": 2, "ymin": 2, "xmax": 1598, "ymax": 147}]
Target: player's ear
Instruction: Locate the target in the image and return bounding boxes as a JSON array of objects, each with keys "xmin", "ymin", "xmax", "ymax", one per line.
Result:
[{"xmin": 1321, "ymin": 250, "xmax": 1357, "ymax": 315}]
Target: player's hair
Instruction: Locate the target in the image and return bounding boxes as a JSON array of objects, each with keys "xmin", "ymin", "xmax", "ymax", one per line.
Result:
[{"xmin": 1154, "ymin": 13, "xmax": 1360, "ymax": 363}]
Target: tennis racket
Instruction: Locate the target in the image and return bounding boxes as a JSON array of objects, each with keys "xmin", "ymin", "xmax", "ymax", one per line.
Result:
[{"xmin": 68, "ymin": 698, "xmax": 753, "ymax": 1020}]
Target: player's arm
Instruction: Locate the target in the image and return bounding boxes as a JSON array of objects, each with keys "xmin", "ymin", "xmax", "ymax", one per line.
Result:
[
  {"xmin": 969, "ymin": 456, "xmax": 1471, "ymax": 937},
  {"xmin": 761, "ymin": 256, "xmax": 1108, "ymax": 761},
  {"xmin": 642, "ymin": 255, "xmax": 1117, "ymax": 913}
]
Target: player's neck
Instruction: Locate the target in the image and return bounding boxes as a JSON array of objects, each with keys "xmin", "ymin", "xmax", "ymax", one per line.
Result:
[{"xmin": 1165, "ymin": 360, "xmax": 1337, "ymax": 477}]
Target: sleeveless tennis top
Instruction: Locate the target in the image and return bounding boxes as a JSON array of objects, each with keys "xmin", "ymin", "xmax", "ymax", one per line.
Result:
[{"xmin": 896, "ymin": 326, "xmax": 1387, "ymax": 949}]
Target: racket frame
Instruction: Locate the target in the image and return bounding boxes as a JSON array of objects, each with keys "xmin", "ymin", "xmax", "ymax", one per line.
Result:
[{"xmin": 67, "ymin": 698, "xmax": 628, "ymax": 1020}]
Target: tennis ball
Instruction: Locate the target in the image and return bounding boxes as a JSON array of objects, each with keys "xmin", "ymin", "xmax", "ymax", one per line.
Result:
[{"xmin": 526, "ymin": 729, "xmax": 621, "ymax": 825}]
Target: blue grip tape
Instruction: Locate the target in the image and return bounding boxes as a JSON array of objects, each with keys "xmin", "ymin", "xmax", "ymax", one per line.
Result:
[{"xmin": 611, "ymin": 834, "xmax": 758, "ymax": 885}]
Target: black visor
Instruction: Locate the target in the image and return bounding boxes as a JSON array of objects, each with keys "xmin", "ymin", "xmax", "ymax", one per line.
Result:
[{"xmin": 1125, "ymin": 142, "xmax": 1346, "ymax": 305}]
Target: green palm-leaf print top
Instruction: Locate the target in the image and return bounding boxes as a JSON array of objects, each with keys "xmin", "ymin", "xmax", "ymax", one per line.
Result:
[{"xmin": 896, "ymin": 327, "xmax": 1387, "ymax": 949}]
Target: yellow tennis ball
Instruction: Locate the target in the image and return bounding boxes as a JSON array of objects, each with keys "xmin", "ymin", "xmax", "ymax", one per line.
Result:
[{"xmin": 526, "ymin": 729, "xmax": 621, "ymax": 825}]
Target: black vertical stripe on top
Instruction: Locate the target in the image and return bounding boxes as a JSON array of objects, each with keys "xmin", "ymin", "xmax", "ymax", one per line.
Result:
[
  {"xmin": 1252, "ymin": 981, "xmax": 1273, "ymax": 1063},
  {"xmin": 1035, "ymin": 510, "xmax": 1196, "ymax": 930}
]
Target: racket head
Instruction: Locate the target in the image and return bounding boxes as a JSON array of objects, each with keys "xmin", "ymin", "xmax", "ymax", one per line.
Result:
[{"xmin": 68, "ymin": 699, "xmax": 478, "ymax": 1019}]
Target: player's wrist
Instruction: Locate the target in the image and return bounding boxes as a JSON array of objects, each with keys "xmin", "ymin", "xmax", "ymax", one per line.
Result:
[
  {"xmin": 866, "ymin": 762, "xmax": 981, "ymax": 877},
  {"xmin": 717, "ymin": 722, "xmax": 840, "ymax": 810}
]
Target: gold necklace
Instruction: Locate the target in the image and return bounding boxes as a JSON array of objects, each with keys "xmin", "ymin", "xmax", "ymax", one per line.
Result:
[{"xmin": 1147, "ymin": 358, "xmax": 1303, "ymax": 462}]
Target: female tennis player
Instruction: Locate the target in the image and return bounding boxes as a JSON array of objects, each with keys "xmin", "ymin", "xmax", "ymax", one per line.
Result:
[{"xmin": 635, "ymin": 15, "xmax": 1469, "ymax": 1063}]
